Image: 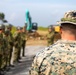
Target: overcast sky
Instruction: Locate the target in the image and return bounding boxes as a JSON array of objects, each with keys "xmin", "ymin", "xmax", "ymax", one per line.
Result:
[{"xmin": 0, "ymin": 0, "xmax": 76, "ymax": 27}]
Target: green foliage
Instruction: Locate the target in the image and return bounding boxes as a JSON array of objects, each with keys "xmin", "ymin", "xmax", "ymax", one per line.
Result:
[
  {"xmin": 0, "ymin": 12, "xmax": 5, "ymax": 20},
  {"xmin": 11, "ymin": 26, "xmax": 16, "ymax": 34},
  {"xmin": 38, "ymin": 26, "xmax": 48, "ymax": 31}
]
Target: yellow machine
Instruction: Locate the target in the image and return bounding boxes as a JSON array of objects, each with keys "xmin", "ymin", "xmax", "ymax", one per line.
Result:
[{"xmin": 54, "ymin": 25, "xmax": 60, "ymax": 32}]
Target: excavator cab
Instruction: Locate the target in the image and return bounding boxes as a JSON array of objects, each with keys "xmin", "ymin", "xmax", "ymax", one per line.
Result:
[{"xmin": 32, "ymin": 22, "xmax": 38, "ymax": 31}]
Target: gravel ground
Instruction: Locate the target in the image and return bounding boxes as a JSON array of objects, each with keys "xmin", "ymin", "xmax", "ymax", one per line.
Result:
[{"xmin": 6, "ymin": 45, "xmax": 46, "ymax": 75}]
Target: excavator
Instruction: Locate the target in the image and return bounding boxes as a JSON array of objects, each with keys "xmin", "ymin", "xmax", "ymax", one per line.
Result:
[
  {"xmin": 25, "ymin": 9, "xmax": 40, "ymax": 39},
  {"xmin": 25, "ymin": 9, "xmax": 38, "ymax": 32}
]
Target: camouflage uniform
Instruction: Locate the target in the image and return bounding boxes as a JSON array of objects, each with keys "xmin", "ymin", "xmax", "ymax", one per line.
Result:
[
  {"xmin": 6, "ymin": 25, "xmax": 14, "ymax": 66},
  {"xmin": 13, "ymin": 27, "xmax": 22, "ymax": 62},
  {"xmin": 1, "ymin": 25, "xmax": 10, "ymax": 69},
  {"xmin": 47, "ymin": 31, "xmax": 55, "ymax": 46},
  {"xmin": 54, "ymin": 32, "xmax": 61, "ymax": 43},
  {"xmin": 3, "ymin": 30, "xmax": 13, "ymax": 67},
  {"xmin": 21, "ymin": 27, "xmax": 26, "ymax": 57},
  {"xmin": 29, "ymin": 40, "xmax": 76, "ymax": 75},
  {"xmin": 0, "ymin": 33, "xmax": 4, "ymax": 69},
  {"xmin": 0, "ymin": 24, "xmax": 6, "ymax": 74},
  {"xmin": 47, "ymin": 25, "xmax": 55, "ymax": 46}
]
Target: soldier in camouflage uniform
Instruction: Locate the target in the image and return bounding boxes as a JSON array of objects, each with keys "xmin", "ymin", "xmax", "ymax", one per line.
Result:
[
  {"xmin": 54, "ymin": 31, "xmax": 61, "ymax": 43},
  {"xmin": 29, "ymin": 16, "xmax": 76, "ymax": 74},
  {"xmin": 0, "ymin": 24, "xmax": 5, "ymax": 74},
  {"xmin": 4, "ymin": 30, "xmax": 11, "ymax": 70},
  {"xmin": 13, "ymin": 26, "xmax": 22, "ymax": 62},
  {"xmin": 1, "ymin": 24, "xmax": 10, "ymax": 71},
  {"xmin": 21, "ymin": 26, "xmax": 26, "ymax": 57},
  {"xmin": 47, "ymin": 25, "xmax": 55, "ymax": 46},
  {"xmin": 6, "ymin": 24, "xmax": 14, "ymax": 67}
]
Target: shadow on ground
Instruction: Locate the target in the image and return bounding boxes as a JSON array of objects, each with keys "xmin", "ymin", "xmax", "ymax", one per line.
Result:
[
  {"xmin": 6, "ymin": 46, "xmax": 45, "ymax": 75},
  {"xmin": 6, "ymin": 56, "xmax": 33, "ymax": 75}
]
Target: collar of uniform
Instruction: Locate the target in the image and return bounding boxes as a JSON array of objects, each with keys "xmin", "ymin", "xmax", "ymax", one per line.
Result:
[{"xmin": 56, "ymin": 39, "xmax": 76, "ymax": 44}]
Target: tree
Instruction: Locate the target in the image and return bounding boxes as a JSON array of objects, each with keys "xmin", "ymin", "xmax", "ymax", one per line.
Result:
[
  {"xmin": 3, "ymin": 19, "xmax": 8, "ymax": 23},
  {"xmin": 0, "ymin": 12, "xmax": 5, "ymax": 20}
]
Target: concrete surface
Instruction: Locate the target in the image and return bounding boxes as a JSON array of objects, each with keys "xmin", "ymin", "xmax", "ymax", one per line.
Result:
[{"xmin": 6, "ymin": 45, "xmax": 46, "ymax": 75}]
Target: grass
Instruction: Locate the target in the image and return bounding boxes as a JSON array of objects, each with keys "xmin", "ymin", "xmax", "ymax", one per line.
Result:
[{"xmin": 38, "ymin": 26, "xmax": 48, "ymax": 31}]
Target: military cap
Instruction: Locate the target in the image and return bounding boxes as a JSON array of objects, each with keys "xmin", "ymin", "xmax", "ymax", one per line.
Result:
[
  {"xmin": 3, "ymin": 23, "xmax": 9, "ymax": 26},
  {"xmin": 59, "ymin": 21, "xmax": 76, "ymax": 26},
  {"xmin": 2, "ymin": 24, "xmax": 5, "ymax": 30},
  {"xmin": 48, "ymin": 25, "xmax": 54, "ymax": 30},
  {"xmin": 16, "ymin": 26, "xmax": 21, "ymax": 30},
  {"xmin": 48, "ymin": 25, "xmax": 53, "ymax": 28},
  {"xmin": 59, "ymin": 10, "xmax": 76, "ymax": 26},
  {"xmin": 0, "ymin": 24, "xmax": 3, "ymax": 29},
  {"xmin": 7, "ymin": 24, "xmax": 12, "ymax": 28}
]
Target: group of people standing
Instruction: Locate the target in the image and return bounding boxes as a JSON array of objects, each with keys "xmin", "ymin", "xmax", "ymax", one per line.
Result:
[{"xmin": 0, "ymin": 24, "xmax": 26, "ymax": 75}]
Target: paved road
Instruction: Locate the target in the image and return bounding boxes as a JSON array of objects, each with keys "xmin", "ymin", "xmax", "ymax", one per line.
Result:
[{"xmin": 6, "ymin": 46, "xmax": 46, "ymax": 75}]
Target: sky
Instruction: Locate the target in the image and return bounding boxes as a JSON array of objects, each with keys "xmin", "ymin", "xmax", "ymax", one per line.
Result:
[{"xmin": 0, "ymin": 0, "xmax": 76, "ymax": 27}]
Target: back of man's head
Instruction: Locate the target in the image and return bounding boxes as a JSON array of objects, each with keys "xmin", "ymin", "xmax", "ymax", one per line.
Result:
[
  {"xmin": 61, "ymin": 22, "xmax": 76, "ymax": 35},
  {"xmin": 60, "ymin": 10, "xmax": 76, "ymax": 35}
]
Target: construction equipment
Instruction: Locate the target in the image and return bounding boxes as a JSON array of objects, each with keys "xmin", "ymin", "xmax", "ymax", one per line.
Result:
[
  {"xmin": 54, "ymin": 25, "xmax": 60, "ymax": 32},
  {"xmin": 25, "ymin": 9, "xmax": 38, "ymax": 32},
  {"xmin": 25, "ymin": 9, "xmax": 39, "ymax": 39}
]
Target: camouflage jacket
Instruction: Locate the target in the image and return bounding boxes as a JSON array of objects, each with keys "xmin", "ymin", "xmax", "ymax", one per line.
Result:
[
  {"xmin": 4, "ymin": 35, "xmax": 11, "ymax": 50},
  {"xmin": 9, "ymin": 32, "xmax": 14, "ymax": 46},
  {"xmin": 47, "ymin": 31, "xmax": 55, "ymax": 46},
  {"xmin": 0, "ymin": 33, "xmax": 5, "ymax": 55},
  {"xmin": 54, "ymin": 32, "xmax": 61, "ymax": 43},
  {"xmin": 13, "ymin": 32, "xmax": 22, "ymax": 47},
  {"xmin": 29, "ymin": 40, "xmax": 76, "ymax": 75},
  {"xmin": 21, "ymin": 32, "xmax": 26, "ymax": 41}
]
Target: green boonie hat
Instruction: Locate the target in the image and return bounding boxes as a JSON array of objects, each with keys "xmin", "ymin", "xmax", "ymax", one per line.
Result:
[
  {"xmin": 60, "ymin": 10, "xmax": 76, "ymax": 25},
  {"xmin": 59, "ymin": 21, "xmax": 76, "ymax": 26}
]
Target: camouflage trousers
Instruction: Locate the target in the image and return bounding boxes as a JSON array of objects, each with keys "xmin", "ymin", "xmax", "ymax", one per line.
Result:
[
  {"xmin": 13, "ymin": 46, "xmax": 21, "ymax": 62},
  {"xmin": 0, "ymin": 55, "xmax": 3, "ymax": 69},
  {"xmin": 22, "ymin": 40, "xmax": 26, "ymax": 56},
  {"xmin": 8, "ymin": 48, "xmax": 13, "ymax": 65},
  {"xmin": 4, "ymin": 50, "xmax": 10, "ymax": 67}
]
